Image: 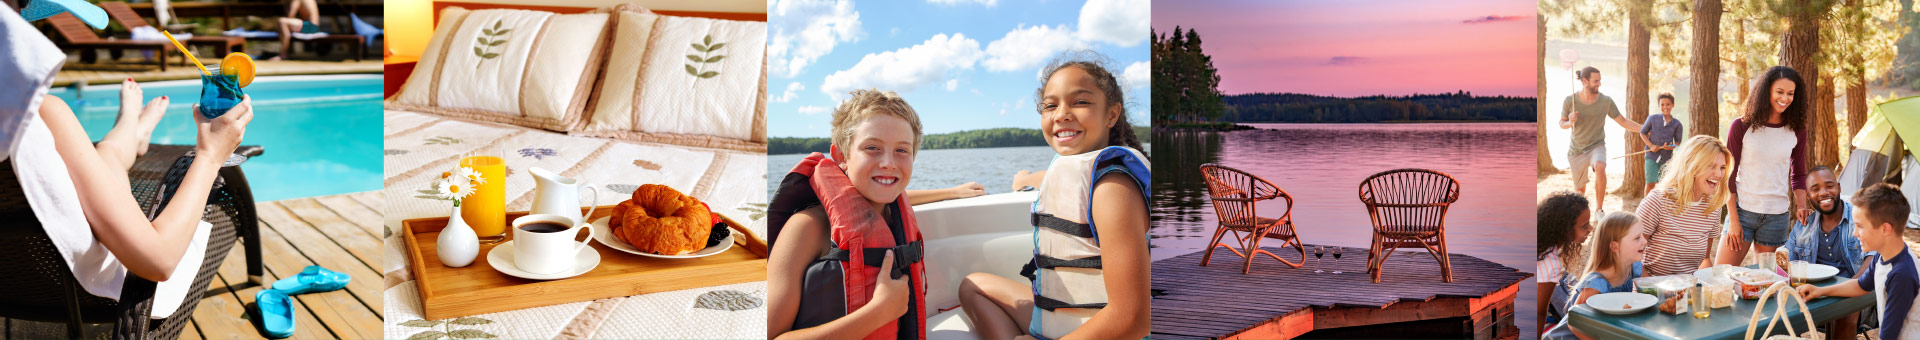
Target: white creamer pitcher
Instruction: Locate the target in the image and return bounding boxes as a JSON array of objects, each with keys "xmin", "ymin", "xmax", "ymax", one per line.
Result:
[{"xmin": 528, "ymin": 167, "xmax": 599, "ymax": 223}]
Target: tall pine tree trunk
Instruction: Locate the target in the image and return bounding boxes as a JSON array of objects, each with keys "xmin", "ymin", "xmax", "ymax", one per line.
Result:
[
  {"xmin": 1621, "ymin": 2, "xmax": 1651, "ymax": 198},
  {"xmin": 1848, "ymin": 60, "xmax": 1868, "ymax": 156},
  {"xmin": 1780, "ymin": 0, "xmax": 1837, "ymax": 168},
  {"xmin": 1691, "ymin": 0, "xmax": 1722, "ymax": 138},
  {"xmin": 1541, "ymin": 16, "xmax": 1559, "ymax": 175}
]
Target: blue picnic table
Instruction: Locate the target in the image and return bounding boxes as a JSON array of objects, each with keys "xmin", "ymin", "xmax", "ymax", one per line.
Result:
[{"xmin": 1567, "ymin": 267, "xmax": 1873, "ymax": 340}]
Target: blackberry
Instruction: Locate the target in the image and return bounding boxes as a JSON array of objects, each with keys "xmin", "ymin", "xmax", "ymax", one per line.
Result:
[{"xmin": 705, "ymin": 221, "xmax": 731, "ymax": 248}]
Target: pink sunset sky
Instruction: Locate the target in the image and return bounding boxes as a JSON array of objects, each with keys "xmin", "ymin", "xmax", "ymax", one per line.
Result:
[{"xmin": 1151, "ymin": 0, "xmax": 1537, "ymax": 97}]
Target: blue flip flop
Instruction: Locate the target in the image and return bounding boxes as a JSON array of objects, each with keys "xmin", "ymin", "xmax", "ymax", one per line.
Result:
[
  {"xmin": 254, "ymin": 289, "xmax": 295, "ymax": 339},
  {"xmin": 19, "ymin": 0, "xmax": 108, "ymax": 29},
  {"xmin": 271, "ymin": 265, "xmax": 350, "ymax": 295}
]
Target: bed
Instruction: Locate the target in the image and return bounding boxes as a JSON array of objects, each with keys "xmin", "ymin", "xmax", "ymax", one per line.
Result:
[{"xmin": 381, "ymin": 2, "xmax": 768, "ymax": 338}]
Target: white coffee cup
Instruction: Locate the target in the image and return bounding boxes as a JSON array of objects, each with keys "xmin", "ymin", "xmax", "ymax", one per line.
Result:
[{"xmin": 511, "ymin": 214, "xmax": 596, "ymax": 275}]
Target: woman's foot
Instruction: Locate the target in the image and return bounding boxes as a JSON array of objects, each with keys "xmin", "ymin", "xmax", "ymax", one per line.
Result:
[
  {"xmin": 133, "ymin": 95, "xmax": 168, "ymax": 155},
  {"xmin": 115, "ymin": 78, "xmax": 141, "ymax": 128}
]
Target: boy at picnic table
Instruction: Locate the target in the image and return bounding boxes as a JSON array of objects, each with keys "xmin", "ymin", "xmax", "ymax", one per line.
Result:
[{"xmin": 1797, "ymin": 183, "xmax": 1920, "ymax": 340}]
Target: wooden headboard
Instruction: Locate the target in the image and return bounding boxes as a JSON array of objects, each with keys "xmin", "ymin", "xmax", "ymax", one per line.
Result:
[{"xmin": 431, "ymin": 1, "xmax": 767, "ymax": 25}]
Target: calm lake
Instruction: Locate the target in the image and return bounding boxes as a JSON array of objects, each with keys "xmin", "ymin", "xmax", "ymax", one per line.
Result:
[
  {"xmin": 767, "ymin": 146, "xmax": 1060, "ymax": 198},
  {"xmin": 1151, "ymin": 123, "xmax": 1539, "ymax": 335}
]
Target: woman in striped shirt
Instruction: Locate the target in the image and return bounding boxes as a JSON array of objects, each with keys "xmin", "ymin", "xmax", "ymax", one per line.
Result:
[{"xmin": 1636, "ymin": 135, "xmax": 1733, "ymax": 277}]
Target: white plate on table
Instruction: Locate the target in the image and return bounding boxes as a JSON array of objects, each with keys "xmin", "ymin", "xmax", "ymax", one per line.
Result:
[
  {"xmin": 1791, "ymin": 263, "xmax": 1841, "ymax": 281},
  {"xmin": 1586, "ymin": 292, "xmax": 1659, "ymax": 315},
  {"xmin": 589, "ymin": 216, "xmax": 734, "ymax": 259}
]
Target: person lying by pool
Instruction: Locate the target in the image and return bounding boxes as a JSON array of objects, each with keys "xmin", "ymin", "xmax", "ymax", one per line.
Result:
[
  {"xmin": 1543, "ymin": 212, "xmax": 1646, "ymax": 340},
  {"xmin": 3, "ymin": 0, "xmax": 254, "ymax": 318},
  {"xmin": 767, "ymin": 89, "xmax": 929, "ymax": 339},
  {"xmin": 270, "ymin": 0, "xmax": 320, "ymax": 60},
  {"xmin": 1797, "ymin": 183, "xmax": 1920, "ymax": 340},
  {"xmin": 961, "ymin": 51, "xmax": 1151, "ymax": 340}
]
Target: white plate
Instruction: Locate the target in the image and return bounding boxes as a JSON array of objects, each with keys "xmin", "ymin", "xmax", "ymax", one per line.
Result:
[
  {"xmin": 485, "ymin": 241, "xmax": 600, "ymax": 280},
  {"xmin": 1586, "ymin": 292, "xmax": 1659, "ymax": 315},
  {"xmin": 1791, "ymin": 263, "xmax": 1841, "ymax": 281},
  {"xmin": 589, "ymin": 216, "xmax": 734, "ymax": 259}
]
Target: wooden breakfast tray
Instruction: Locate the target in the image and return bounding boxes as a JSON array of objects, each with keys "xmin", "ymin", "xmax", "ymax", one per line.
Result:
[{"xmin": 401, "ymin": 205, "xmax": 768, "ymax": 320}]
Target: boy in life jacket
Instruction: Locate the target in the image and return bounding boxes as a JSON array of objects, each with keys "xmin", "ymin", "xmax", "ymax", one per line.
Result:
[
  {"xmin": 958, "ymin": 52, "xmax": 1153, "ymax": 340},
  {"xmin": 768, "ymin": 89, "xmax": 931, "ymax": 339}
]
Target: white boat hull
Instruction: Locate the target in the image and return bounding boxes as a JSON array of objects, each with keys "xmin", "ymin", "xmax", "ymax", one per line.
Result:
[{"xmin": 914, "ymin": 192, "xmax": 1039, "ymax": 340}]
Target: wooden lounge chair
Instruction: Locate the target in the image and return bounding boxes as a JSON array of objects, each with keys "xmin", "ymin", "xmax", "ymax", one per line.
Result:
[
  {"xmin": 1358, "ymin": 168, "xmax": 1459, "ymax": 283},
  {"xmin": 0, "ymin": 144, "xmax": 264, "ymax": 339},
  {"xmin": 43, "ymin": 12, "xmax": 171, "ymax": 71},
  {"xmin": 1198, "ymin": 163, "xmax": 1306, "ymax": 274},
  {"xmin": 98, "ymin": 2, "xmax": 245, "ymax": 56}
]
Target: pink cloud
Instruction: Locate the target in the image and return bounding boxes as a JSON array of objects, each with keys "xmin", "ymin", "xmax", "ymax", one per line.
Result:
[{"xmin": 1462, "ymin": 15, "xmax": 1528, "ymax": 24}]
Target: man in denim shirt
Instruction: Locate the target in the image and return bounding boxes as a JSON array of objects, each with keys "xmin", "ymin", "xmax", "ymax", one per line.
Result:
[{"xmin": 1787, "ymin": 166, "xmax": 1870, "ymax": 278}]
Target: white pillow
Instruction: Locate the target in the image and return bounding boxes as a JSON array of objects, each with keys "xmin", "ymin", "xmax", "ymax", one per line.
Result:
[
  {"xmin": 387, "ymin": 7, "xmax": 612, "ymax": 131},
  {"xmin": 576, "ymin": 7, "xmax": 767, "ymax": 151}
]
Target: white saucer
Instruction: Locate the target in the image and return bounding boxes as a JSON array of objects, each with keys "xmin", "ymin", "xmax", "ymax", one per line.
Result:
[
  {"xmin": 485, "ymin": 241, "xmax": 600, "ymax": 280},
  {"xmin": 590, "ymin": 216, "xmax": 734, "ymax": 259}
]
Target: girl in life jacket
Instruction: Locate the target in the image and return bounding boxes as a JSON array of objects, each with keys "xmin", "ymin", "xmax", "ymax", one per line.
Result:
[
  {"xmin": 959, "ymin": 52, "xmax": 1153, "ymax": 340},
  {"xmin": 768, "ymin": 89, "xmax": 959, "ymax": 340}
]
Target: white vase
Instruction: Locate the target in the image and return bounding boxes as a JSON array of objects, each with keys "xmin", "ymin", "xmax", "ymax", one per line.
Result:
[{"xmin": 437, "ymin": 206, "xmax": 480, "ymax": 267}]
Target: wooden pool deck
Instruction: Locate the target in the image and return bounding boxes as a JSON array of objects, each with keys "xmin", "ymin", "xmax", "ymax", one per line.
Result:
[
  {"xmin": 1151, "ymin": 245, "xmax": 1531, "ymax": 340},
  {"xmin": 53, "ymin": 60, "xmax": 382, "ymax": 88},
  {"xmin": 1, "ymin": 191, "xmax": 383, "ymax": 339}
]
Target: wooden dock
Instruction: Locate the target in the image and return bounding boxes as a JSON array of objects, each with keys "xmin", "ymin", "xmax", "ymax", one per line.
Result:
[
  {"xmin": 1151, "ymin": 245, "xmax": 1530, "ymax": 340},
  {"xmin": 1, "ymin": 191, "xmax": 383, "ymax": 339}
]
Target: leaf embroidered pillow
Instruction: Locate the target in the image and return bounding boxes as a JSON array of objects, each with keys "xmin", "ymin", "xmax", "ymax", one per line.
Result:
[
  {"xmin": 577, "ymin": 9, "xmax": 767, "ymax": 151},
  {"xmin": 387, "ymin": 7, "xmax": 613, "ymax": 132}
]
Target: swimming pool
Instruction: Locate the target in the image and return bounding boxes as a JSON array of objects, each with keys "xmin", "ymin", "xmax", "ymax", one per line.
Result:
[{"xmin": 48, "ymin": 74, "xmax": 383, "ymax": 202}]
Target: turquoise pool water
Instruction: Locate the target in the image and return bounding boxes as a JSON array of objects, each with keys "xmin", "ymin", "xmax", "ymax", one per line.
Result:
[{"xmin": 48, "ymin": 74, "xmax": 383, "ymax": 202}]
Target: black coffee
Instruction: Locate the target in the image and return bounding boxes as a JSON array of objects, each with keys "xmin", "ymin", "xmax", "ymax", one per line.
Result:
[{"xmin": 520, "ymin": 222, "xmax": 568, "ymax": 233}]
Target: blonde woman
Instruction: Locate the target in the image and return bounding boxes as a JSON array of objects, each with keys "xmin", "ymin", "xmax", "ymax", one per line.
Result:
[{"xmin": 1635, "ymin": 135, "xmax": 1733, "ymax": 277}]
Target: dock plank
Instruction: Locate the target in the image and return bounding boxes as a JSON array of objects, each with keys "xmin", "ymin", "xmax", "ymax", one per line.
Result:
[{"xmin": 1151, "ymin": 245, "xmax": 1530, "ymax": 339}]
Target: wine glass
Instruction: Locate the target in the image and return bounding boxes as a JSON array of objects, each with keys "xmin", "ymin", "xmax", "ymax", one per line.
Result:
[
  {"xmin": 1313, "ymin": 246, "xmax": 1325, "ymax": 273},
  {"xmin": 1331, "ymin": 247, "xmax": 1344, "ymax": 274}
]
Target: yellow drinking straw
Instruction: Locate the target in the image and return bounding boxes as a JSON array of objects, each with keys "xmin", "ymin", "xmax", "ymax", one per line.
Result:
[{"xmin": 159, "ymin": 30, "xmax": 212, "ymax": 76}]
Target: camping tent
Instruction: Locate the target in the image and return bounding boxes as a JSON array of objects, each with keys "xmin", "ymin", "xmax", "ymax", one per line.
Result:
[{"xmin": 1839, "ymin": 96, "xmax": 1920, "ymax": 228}]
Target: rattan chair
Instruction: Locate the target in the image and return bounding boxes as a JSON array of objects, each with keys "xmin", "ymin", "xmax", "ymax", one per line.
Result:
[
  {"xmin": 1198, "ymin": 163, "xmax": 1305, "ymax": 274},
  {"xmin": 1358, "ymin": 168, "xmax": 1459, "ymax": 283},
  {"xmin": 0, "ymin": 144, "xmax": 263, "ymax": 339}
]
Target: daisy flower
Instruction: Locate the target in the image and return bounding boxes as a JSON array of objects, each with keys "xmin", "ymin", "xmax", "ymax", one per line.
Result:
[
  {"xmin": 455, "ymin": 167, "xmax": 485, "ymax": 185},
  {"xmin": 437, "ymin": 178, "xmax": 477, "ymax": 204}
]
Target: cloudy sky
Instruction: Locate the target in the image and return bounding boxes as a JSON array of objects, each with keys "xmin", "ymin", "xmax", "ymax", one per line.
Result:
[
  {"xmin": 769, "ymin": 0, "xmax": 1150, "ymax": 138},
  {"xmin": 1151, "ymin": 0, "xmax": 1535, "ymax": 97}
]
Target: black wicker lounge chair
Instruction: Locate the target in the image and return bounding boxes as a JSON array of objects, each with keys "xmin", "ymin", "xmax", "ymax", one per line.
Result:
[{"xmin": 0, "ymin": 144, "xmax": 263, "ymax": 339}]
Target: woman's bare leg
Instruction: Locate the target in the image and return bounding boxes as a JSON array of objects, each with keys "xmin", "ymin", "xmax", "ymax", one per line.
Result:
[
  {"xmin": 275, "ymin": 17, "xmax": 300, "ymax": 59},
  {"xmin": 959, "ymin": 272, "xmax": 1034, "ymax": 340},
  {"xmin": 99, "ymin": 79, "xmax": 170, "ymax": 171},
  {"xmin": 38, "ymin": 94, "xmax": 248, "ymax": 282}
]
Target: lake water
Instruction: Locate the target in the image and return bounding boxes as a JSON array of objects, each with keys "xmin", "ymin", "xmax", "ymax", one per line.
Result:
[
  {"xmin": 1150, "ymin": 123, "xmax": 1539, "ymax": 336},
  {"xmin": 767, "ymin": 146, "xmax": 1061, "ymax": 198}
]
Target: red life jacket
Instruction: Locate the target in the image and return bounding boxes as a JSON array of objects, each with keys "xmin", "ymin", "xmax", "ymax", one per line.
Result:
[{"xmin": 769, "ymin": 152, "xmax": 927, "ymax": 340}]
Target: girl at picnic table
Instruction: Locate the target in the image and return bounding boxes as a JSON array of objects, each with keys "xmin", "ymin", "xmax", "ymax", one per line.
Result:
[
  {"xmin": 1718, "ymin": 65, "xmax": 1813, "ymax": 267},
  {"xmin": 1636, "ymin": 135, "xmax": 1733, "ymax": 277},
  {"xmin": 1544, "ymin": 212, "xmax": 1646, "ymax": 340},
  {"xmin": 1537, "ymin": 191, "xmax": 1592, "ymax": 332}
]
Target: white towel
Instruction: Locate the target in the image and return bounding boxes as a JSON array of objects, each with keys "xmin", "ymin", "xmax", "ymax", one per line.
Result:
[
  {"xmin": 128, "ymin": 26, "xmax": 190, "ymax": 42},
  {"xmin": 0, "ymin": 1, "xmax": 63, "ymax": 161}
]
